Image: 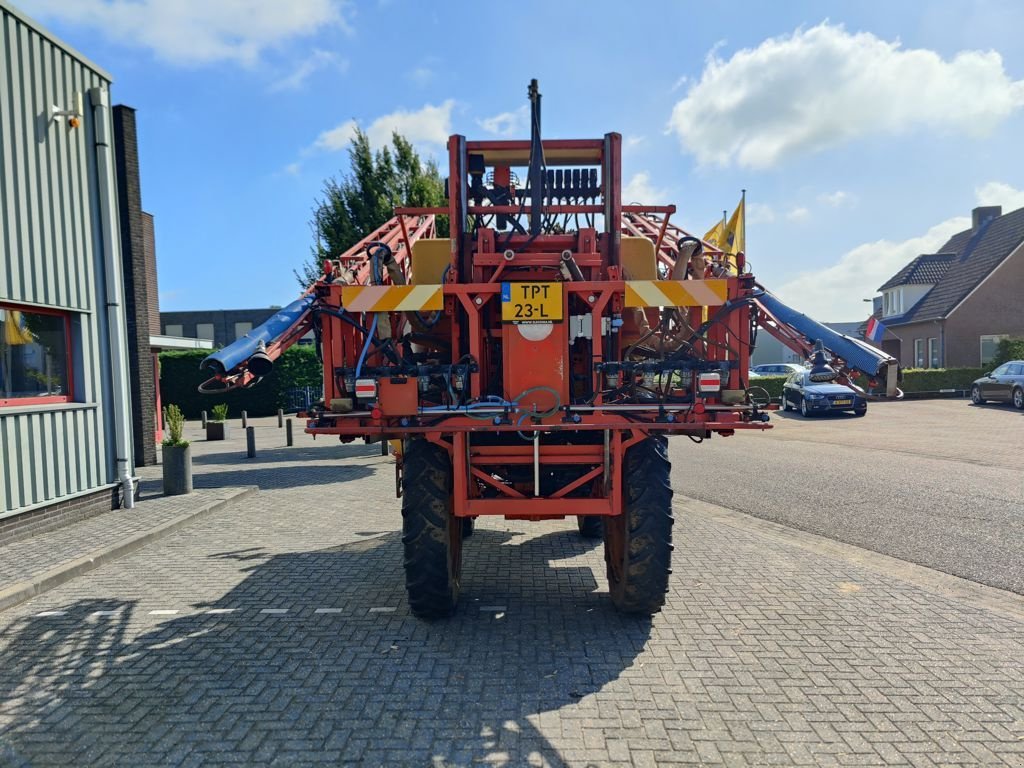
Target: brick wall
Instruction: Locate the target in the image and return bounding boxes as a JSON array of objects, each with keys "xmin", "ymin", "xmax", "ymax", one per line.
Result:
[
  {"xmin": 113, "ymin": 105, "xmax": 158, "ymax": 467},
  {"xmin": 945, "ymin": 245, "xmax": 1024, "ymax": 367},
  {"xmin": 143, "ymin": 212, "xmax": 160, "ymax": 334},
  {"xmin": 886, "ymin": 320, "xmax": 940, "ymax": 368},
  {"xmin": 0, "ymin": 487, "xmax": 120, "ymax": 547},
  {"xmin": 160, "ymin": 308, "xmax": 279, "ymax": 348}
]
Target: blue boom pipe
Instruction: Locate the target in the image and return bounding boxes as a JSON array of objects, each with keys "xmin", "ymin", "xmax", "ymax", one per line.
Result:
[
  {"xmin": 201, "ymin": 295, "xmax": 314, "ymax": 377},
  {"xmin": 755, "ymin": 290, "xmax": 895, "ymax": 379}
]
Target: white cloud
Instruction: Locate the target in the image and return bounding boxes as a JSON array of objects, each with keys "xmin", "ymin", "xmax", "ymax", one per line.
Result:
[
  {"xmin": 269, "ymin": 49, "xmax": 346, "ymax": 92},
  {"xmin": 975, "ymin": 181, "xmax": 1024, "ymax": 211},
  {"xmin": 22, "ymin": 0, "xmax": 348, "ymax": 66},
  {"xmin": 746, "ymin": 202, "xmax": 776, "ymax": 224},
  {"xmin": 622, "ymin": 172, "xmax": 668, "ymax": 205},
  {"xmin": 786, "ymin": 206, "xmax": 810, "ymax": 222},
  {"xmin": 408, "ymin": 66, "xmax": 435, "ymax": 87},
  {"xmin": 364, "ymin": 101, "xmax": 454, "ymax": 148},
  {"xmin": 625, "ymin": 135, "xmax": 646, "ymax": 149},
  {"xmin": 310, "ymin": 101, "xmax": 455, "ymax": 154},
  {"xmin": 477, "ymin": 106, "xmax": 528, "ymax": 138},
  {"xmin": 283, "ymin": 162, "xmax": 302, "ymax": 176},
  {"xmin": 313, "ymin": 119, "xmax": 358, "ymax": 152},
  {"xmin": 774, "ymin": 181, "xmax": 1024, "ymax": 320},
  {"xmin": 668, "ymin": 22, "xmax": 1024, "ymax": 168},
  {"xmin": 818, "ymin": 190, "xmax": 853, "ymax": 208}
]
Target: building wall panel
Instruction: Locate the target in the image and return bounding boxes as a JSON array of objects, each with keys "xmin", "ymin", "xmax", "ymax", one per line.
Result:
[{"xmin": 1, "ymin": 4, "xmax": 119, "ymax": 517}]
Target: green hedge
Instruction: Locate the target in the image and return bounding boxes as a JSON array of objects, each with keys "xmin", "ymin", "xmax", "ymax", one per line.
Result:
[
  {"xmin": 993, "ymin": 337, "xmax": 1024, "ymax": 367},
  {"xmin": 159, "ymin": 346, "xmax": 323, "ymax": 419},
  {"xmin": 897, "ymin": 367, "xmax": 985, "ymax": 392}
]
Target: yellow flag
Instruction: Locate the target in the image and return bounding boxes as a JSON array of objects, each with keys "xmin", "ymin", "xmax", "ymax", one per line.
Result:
[
  {"xmin": 702, "ymin": 220, "xmax": 724, "ymax": 249},
  {"xmin": 722, "ymin": 198, "xmax": 745, "ymax": 255},
  {"xmin": 3, "ymin": 311, "xmax": 34, "ymax": 346}
]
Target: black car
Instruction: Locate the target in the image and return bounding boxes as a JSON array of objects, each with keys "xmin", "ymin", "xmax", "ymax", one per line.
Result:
[
  {"xmin": 781, "ymin": 371, "xmax": 867, "ymax": 417},
  {"xmin": 971, "ymin": 360, "xmax": 1024, "ymax": 410}
]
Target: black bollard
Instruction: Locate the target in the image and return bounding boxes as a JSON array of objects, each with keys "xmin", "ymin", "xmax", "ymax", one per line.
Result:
[
  {"xmin": 201, "ymin": 410, "xmax": 207, "ymax": 428},
  {"xmin": 241, "ymin": 410, "xmax": 248, "ymax": 428},
  {"xmin": 246, "ymin": 426, "xmax": 256, "ymax": 458},
  {"xmin": 286, "ymin": 418, "xmax": 294, "ymax": 446},
  {"xmin": 277, "ymin": 409, "xmax": 284, "ymax": 428}
]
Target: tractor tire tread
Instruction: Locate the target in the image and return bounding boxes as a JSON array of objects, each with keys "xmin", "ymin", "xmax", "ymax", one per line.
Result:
[
  {"xmin": 612, "ymin": 435, "xmax": 674, "ymax": 615},
  {"xmin": 401, "ymin": 439, "xmax": 459, "ymax": 619}
]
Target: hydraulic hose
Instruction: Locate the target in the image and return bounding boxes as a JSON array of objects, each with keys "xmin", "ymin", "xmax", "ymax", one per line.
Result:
[{"xmin": 355, "ymin": 314, "xmax": 378, "ymax": 379}]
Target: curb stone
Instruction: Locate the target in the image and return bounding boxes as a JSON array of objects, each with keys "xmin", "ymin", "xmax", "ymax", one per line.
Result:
[{"xmin": 0, "ymin": 487, "xmax": 257, "ymax": 613}]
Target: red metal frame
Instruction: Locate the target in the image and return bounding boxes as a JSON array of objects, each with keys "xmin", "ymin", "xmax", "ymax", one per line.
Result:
[
  {"xmin": 0, "ymin": 302, "xmax": 74, "ymax": 407},
  {"xmin": 204, "ymin": 130, "xmax": 770, "ymax": 523}
]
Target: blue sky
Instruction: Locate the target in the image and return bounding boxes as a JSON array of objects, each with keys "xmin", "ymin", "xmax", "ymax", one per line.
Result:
[{"xmin": 19, "ymin": 0, "xmax": 1024, "ymax": 321}]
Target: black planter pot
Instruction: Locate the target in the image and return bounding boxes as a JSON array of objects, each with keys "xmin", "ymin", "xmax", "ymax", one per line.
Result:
[
  {"xmin": 162, "ymin": 444, "xmax": 193, "ymax": 496},
  {"xmin": 206, "ymin": 422, "xmax": 230, "ymax": 441}
]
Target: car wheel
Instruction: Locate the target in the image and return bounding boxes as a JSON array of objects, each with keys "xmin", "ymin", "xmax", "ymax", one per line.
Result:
[
  {"xmin": 971, "ymin": 385, "xmax": 985, "ymax": 405},
  {"xmin": 799, "ymin": 399, "xmax": 809, "ymax": 417},
  {"xmin": 854, "ymin": 404, "xmax": 867, "ymax": 417},
  {"xmin": 781, "ymin": 394, "xmax": 790, "ymax": 411},
  {"xmin": 1013, "ymin": 386, "xmax": 1024, "ymax": 411}
]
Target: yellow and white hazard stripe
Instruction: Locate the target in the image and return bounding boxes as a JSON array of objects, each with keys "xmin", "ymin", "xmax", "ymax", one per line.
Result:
[
  {"xmin": 624, "ymin": 279, "xmax": 728, "ymax": 308},
  {"xmin": 342, "ymin": 285, "xmax": 444, "ymax": 312}
]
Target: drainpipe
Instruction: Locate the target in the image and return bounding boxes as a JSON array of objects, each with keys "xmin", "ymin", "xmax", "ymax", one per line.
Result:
[{"xmin": 90, "ymin": 87, "xmax": 136, "ymax": 509}]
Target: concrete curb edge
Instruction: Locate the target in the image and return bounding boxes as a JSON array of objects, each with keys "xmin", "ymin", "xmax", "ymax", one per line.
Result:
[{"xmin": 0, "ymin": 486, "xmax": 258, "ymax": 613}]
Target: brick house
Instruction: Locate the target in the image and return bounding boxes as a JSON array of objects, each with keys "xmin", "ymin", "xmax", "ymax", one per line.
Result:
[{"xmin": 868, "ymin": 205, "xmax": 1024, "ymax": 369}]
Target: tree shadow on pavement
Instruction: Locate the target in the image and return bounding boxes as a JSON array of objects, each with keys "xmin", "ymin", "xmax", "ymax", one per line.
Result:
[{"xmin": 0, "ymin": 527, "xmax": 650, "ymax": 766}]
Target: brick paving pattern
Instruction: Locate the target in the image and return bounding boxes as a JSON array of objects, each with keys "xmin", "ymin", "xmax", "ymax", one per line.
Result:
[{"xmin": 0, "ymin": 414, "xmax": 1021, "ymax": 766}]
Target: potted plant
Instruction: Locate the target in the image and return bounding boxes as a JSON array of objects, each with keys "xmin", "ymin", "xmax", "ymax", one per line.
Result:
[
  {"xmin": 162, "ymin": 404, "xmax": 192, "ymax": 496},
  {"xmin": 206, "ymin": 403, "xmax": 230, "ymax": 441}
]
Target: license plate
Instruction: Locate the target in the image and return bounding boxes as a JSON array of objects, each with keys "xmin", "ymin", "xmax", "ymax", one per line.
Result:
[
  {"xmin": 501, "ymin": 282, "xmax": 562, "ymax": 323},
  {"xmin": 832, "ymin": 399, "xmax": 852, "ymax": 406}
]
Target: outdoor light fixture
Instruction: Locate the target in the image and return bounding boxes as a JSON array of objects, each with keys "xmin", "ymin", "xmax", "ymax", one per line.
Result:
[
  {"xmin": 807, "ymin": 340, "xmax": 838, "ymax": 382},
  {"xmin": 50, "ymin": 92, "xmax": 83, "ymax": 128}
]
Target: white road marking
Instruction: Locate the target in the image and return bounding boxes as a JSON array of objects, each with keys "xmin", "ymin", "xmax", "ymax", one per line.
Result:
[
  {"xmin": 259, "ymin": 608, "xmax": 288, "ymax": 614},
  {"xmin": 35, "ymin": 611, "xmax": 66, "ymax": 617},
  {"xmin": 369, "ymin": 607, "xmax": 396, "ymax": 613},
  {"xmin": 480, "ymin": 606, "xmax": 507, "ymax": 611},
  {"xmin": 148, "ymin": 610, "xmax": 179, "ymax": 616},
  {"xmin": 205, "ymin": 608, "xmax": 235, "ymax": 614},
  {"xmin": 314, "ymin": 608, "xmax": 343, "ymax": 614},
  {"xmin": 91, "ymin": 610, "xmax": 120, "ymax": 616}
]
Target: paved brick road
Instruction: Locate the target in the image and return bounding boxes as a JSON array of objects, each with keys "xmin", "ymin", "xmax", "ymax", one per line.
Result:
[{"xmin": 0, "ymin": 417, "xmax": 1022, "ymax": 766}]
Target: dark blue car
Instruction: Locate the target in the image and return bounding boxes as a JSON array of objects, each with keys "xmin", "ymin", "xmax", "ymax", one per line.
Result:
[{"xmin": 781, "ymin": 371, "xmax": 867, "ymax": 417}]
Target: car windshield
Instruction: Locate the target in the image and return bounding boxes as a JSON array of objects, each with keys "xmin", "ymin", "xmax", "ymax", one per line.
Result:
[{"xmin": 992, "ymin": 364, "xmax": 1010, "ymax": 376}]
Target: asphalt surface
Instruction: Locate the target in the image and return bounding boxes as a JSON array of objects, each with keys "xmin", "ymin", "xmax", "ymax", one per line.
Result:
[{"xmin": 671, "ymin": 399, "xmax": 1024, "ymax": 595}]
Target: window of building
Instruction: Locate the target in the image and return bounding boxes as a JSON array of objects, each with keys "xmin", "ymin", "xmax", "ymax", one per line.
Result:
[
  {"xmin": 0, "ymin": 304, "xmax": 73, "ymax": 406},
  {"xmin": 928, "ymin": 338, "xmax": 940, "ymax": 369},
  {"xmin": 980, "ymin": 334, "xmax": 1008, "ymax": 366},
  {"xmin": 883, "ymin": 288, "xmax": 904, "ymax": 317},
  {"xmin": 234, "ymin": 322, "xmax": 253, "ymax": 340},
  {"xmin": 196, "ymin": 323, "xmax": 215, "ymax": 341},
  {"xmin": 914, "ymin": 339, "xmax": 925, "ymax": 368},
  {"xmin": 164, "ymin": 323, "xmax": 183, "ymax": 337}
]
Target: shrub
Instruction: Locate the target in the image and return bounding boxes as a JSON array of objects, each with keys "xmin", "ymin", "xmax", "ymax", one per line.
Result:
[
  {"xmin": 211, "ymin": 403, "xmax": 229, "ymax": 422},
  {"xmin": 992, "ymin": 337, "xmax": 1024, "ymax": 368},
  {"xmin": 162, "ymin": 404, "xmax": 187, "ymax": 447},
  {"xmin": 159, "ymin": 346, "xmax": 322, "ymax": 419}
]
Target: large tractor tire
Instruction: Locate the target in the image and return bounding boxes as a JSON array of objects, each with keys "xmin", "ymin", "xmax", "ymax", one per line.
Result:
[
  {"xmin": 401, "ymin": 439, "xmax": 463, "ymax": 619},
  {"xmin": 604, "ymin": 435, "xmax": 674, "ymax": 615},
  {"xmin": 577, "ymin": 515, "xmax": 604, "ymax": 539}
]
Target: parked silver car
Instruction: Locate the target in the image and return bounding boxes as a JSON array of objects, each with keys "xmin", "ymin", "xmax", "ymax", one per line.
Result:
[{"xmin": 971, "ymin": 361, "xmax": 1024, "ymax": 409}]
